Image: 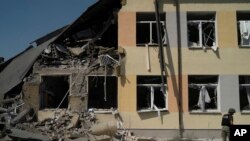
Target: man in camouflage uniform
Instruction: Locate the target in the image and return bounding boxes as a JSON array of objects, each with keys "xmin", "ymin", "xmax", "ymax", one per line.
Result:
[{"xmin": 221, "ymin": 108, "xmax": 235, "ymax": 141}]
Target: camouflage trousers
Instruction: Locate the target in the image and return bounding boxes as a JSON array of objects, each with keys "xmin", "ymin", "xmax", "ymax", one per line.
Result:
[{"xmin": 221, "ymin": 126, "xmax": 230, "ymax": 141}]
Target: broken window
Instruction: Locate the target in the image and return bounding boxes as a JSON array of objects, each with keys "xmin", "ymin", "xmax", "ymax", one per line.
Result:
[
  {"xmin": 187, "ymin": 12, "xmax": 217, "ymax": 51},
  {"xmin": 40, "ymin": 75, "xmax": 69, "ymax": 109},
  {"xmin": 188, "ymin": 75, "xmax": 218, "ymax": 112},
  {"xmin": 137, "ymin": 76, "xmax": 167, "ymax": 113},
  {"xmin": 237, "ymin": 12, "xmax": 250, "ymax": 46},
  {"xmin": 239, "ymin": 76, "xmax": 250, "ymax": 112},
  {"xmin": 88, "ymin": 76, "xmax": 117, "ymax": 110},
  {"xmin": 136, "ymin": 13, "xmax": 166, "ymax": 46}
]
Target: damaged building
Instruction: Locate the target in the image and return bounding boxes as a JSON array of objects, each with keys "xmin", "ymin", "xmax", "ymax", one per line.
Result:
[{"xmin": 1, "ymin": 0, "xmax": 250, "ymax": 140}]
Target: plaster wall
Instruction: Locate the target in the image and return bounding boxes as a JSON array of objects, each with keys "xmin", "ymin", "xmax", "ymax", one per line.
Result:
[
  {"xmin": 116, "ymin": 0, "xmax": 250, "ymax": 132},
  {"xmin": 220, "ymin": 75, "xmax": 240, "ymax": 113}
]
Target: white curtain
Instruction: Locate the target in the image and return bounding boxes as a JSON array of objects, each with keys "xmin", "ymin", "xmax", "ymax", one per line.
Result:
[
  {"xmin": 197, "ymin": 86, "xmax": 211, "ymax": 111},
  {"xmin": 239, "ymin": 21, "xmax": 250, "ymax": 45}
]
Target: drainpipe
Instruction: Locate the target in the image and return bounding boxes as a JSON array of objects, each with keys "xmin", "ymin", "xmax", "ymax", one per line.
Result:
[
  {"xmin": 175, "ymin": 0, "xmax": 183, "ymax": 138},
  {"xmin": 155, "ymin": 0, "xmax": 183, "ymax": 138},
  {"xmin": 154, "ymin": 0, "xmax": 166, "ymax": 95}
]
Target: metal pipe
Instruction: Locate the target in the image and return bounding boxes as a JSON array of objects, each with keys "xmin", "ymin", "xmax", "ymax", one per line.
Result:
[
  {"xmin": 154, "ymin": 0, "xmax": 166, "ymax": 95},
  {"xmin": 175, "ymin": 0, "xmax": 184, "ymax": 138}
]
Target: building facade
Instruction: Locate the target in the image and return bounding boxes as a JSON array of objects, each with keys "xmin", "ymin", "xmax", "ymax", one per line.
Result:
[
  {"xmin": 117, "ymin": 0, "xmax": 250, "ymax": 138},
  {"xmin": 2, "ymin": 0, "xmax": 250, "ymax": 139}
]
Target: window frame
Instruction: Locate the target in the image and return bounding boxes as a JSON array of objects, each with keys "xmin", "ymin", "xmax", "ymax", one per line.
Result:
[
  {"xmin": 136, "ymin": 76, "xmax": 168, "ymax": 113},
  {"xmin": 236, "ymin": 11, "xmax": 250, "ymax": 47},
  {"xmin": 188, "ymin": 75, "xmax": 220, "ymax": 113},
  {"xmin": 239, "ymin": 75, "xmax": 250, "ymax": 113},
  {"xmin": 187, "ymin": 12, "xmax": 218, "ymax": 50},
  {"xmin": 136, "ymin": 12, "xmax": 167, "ymax": 46}
]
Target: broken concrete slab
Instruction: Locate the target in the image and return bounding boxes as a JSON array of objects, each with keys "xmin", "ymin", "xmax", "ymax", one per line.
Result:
[
  {"xmin": 68, "ymin": 95, "xmax": 87, "ymax": 113},
  {"xmin": 89, "ymin": 121, "xmax": 117, "ymax": 136},
  {"xmin": 11, "ymin": 108, "xmax": 32, "ymax": 125},
  {"xmin": 0, "ymin": 135, "xmax": 12, "ymax": 141},
  {"xmin": 67, "ymin": 47, "xmax": 85, "ymax": 56},
  {"xmin": 8, "ymin": 128, "xmax": 50, "ymax": 141},
  {"xmin": 37, "ymin": 109, "xmax": 66, "ymax": 122},
  {"xmin": 66, "ymin": 113, "xmax": 80, "ymax": 130}
]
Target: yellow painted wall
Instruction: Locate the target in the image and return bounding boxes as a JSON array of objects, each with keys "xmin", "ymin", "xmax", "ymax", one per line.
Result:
[
  {"xmin": 217, "ymin": 11, "xmax": 238, "ymax": 48},
  {"xmin": 118, "ymin": 12, "xmax": 136, "ymax": 47},
  {"xmin": 123, "ymin": 46, "xmax": 250, "ymax": 75},
  {"xmin": 116, "ymin": 0, "xmax": 250, "ymax": 130},
  {"xmin": 123, "ymin": 47, "xmax": 178, "ymax": 75},
  {"xmin": 182, "ymin": 48, "xmax": 250, "ymax": 75},
  {"xmin": 119, "ymin": 112, "xmax": 179, "ymax": 129},
  {"xmin": 118, "ymin": 75, "xmax": 137, "ymax": 112}
]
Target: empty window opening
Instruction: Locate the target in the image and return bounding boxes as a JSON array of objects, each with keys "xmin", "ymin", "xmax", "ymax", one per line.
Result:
[
  {"xmin": 188, "ymin": 75, "xmax": 218, "ymax": 112},
  {"xmin": 88, "ymin": 76, "xmax": 117, "ymax": 109},
  {"xmin": 187, "ymin": 12, "xmax": 217, "ymax": 50},
  {"xmin": 136, "ymin": 13, "xmax": 166, "ymax": 46},
  {"xmin": 237, "ymin": 12, "xmax": 250, "ymax": 46},
  {"xmin": 137, "ymin": 76, "xmax": 167, "ymax": 112},
  {"xmin": 239, "ymin": 76, "xmax": 250, "ymax": 111},
  {"xmin": 40, "ymin": 75, "xmax": 69, "ymax": 109}
]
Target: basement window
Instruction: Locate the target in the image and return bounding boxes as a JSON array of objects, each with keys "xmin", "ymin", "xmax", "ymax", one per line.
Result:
[
  {"xmin": 188, "ymin": 75, "xmax": 219, "ymax": 113},
  {"xmin": 88, "ymin": 76, "xmax": 117, "ymax": 110},
  {"xmin": 187, "ymin": 12, "xmax": 217, "ymax": 51},
  {"xmin": 137, "ymin": 76, "xmax": 167, "ymax": 113},
  {"xmin": 136, "ymin": 13, "xmax": 166, "ymax": 46},
  {"xmin": 237, "ymin": 11, "xmax": 250, "ymax": 47},
  {"xmin": 40, "ymin": 75, "xmax": 69, "ymax": 109},
  {"xmin": 239, "ymin": 76, "xmax": 250, "ymax": 112}
]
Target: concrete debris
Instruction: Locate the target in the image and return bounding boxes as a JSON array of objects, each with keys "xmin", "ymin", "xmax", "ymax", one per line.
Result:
[
  {"xmin": 67, "ymin": 47, "xmax": 86, "ymax": 56},
  {"xmin": 0, "ymin": 103, "xmax": 155, "ymax": 141},
  {"xmin": 8, "ymin": 128, "xmax": 50, "ymax": 141},
  {"xmin": 10, "ymin": 108, "xmax": 32, "ymax": 125},
  {"xmin": 89, "ymin": 121, "xmax": 117, "ymax": 136},
  {"xmin": 0, "ymin": 0, "xmax": 157, "ymax": 140}
]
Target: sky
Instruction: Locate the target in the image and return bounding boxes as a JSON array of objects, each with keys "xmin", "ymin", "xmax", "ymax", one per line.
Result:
[{"xmin": 0, "ymin": 0, "xmax": 97, "ymax": 60}]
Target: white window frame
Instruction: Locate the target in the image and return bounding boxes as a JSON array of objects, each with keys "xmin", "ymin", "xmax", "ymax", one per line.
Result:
[
  {"xmin": 188, "ymin": 76, "xmax": 220, "ymax": 113},
  {"xmin": 137, "ymin": 81, "xmax": 168, "ymax": 113},
  {"xmin": 239, "ymin": 76, "xmax": 250, "ymax": 113},
  {"xmin": 187, "ymin": 20, "xmax": 217, "ymax": 49},
  {"xmin": 237, "ymin": 20, "xmax": 250, "ymax": 47},
  {"xmin": 136, "ymin": 21, "xmax": 167, "ymax": 46}
]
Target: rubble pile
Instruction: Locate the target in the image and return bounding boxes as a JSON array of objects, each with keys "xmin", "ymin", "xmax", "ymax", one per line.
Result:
[
  {"xmin": 0, "ymin": 101, "xmax": 155, "ymax": 141},
  {"xmin": 15, "ymin": 110, "xmax": 90, "ymax": 140}
]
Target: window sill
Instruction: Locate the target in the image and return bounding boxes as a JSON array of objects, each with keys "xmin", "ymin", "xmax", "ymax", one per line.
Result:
[
  {"xmin": 239, "ymin": 45, "xmax": 250, "ymax": 48},
  {"xmin": 188, "ymin": 46, "xmax": 203, "ymax": 48},
  {"xmin": 90, "ymin": 108, "xmax": 117, "ymax": 114},
  {"xmin": 136, "ymin": 44, "xmax": 167, "ymax": 47},
  {"xmin": 241, "ymin": 110, "xmax": 250, "ymax": 114},
  {"xmin": 188, "ymin": 46, "xmax": 218, "ymax": 51},
  {"xmin": 188, "ymin": 46, "xmax": 217, "ymax": 49},
  {"xmin": 190, "ymin": 110, "xmax": 221, "ymax": 114},
  {"xmin": 137, "ymin": 108, "xmax": 168, "ymax": 113}
]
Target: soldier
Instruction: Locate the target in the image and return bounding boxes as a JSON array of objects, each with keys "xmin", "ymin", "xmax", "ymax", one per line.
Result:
[{"xmin": 221, "ymin": 108, "xmax": 236, "ymax": 141}]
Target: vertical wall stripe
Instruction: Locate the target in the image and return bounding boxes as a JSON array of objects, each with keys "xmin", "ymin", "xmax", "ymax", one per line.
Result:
[
  {"xmin": 180, "ymin": 12, "xmax": 188, "ymax": 48},
  {"xmin": 166, "ymin": 12, "xmax": 178, "ymax": 48},
  {"xmin": 220, "ymin": 75, "xmax": 240, "ymax": 112},
  {"xmin": 118, "ymin": 12, "xmax": 136, "ymax": 47}
]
